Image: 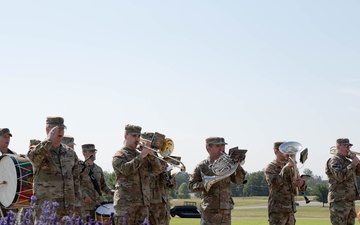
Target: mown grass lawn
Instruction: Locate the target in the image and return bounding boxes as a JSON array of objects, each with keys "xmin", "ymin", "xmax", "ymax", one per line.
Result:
[{"xmin": 169, "ymin": 196, "xmax": 339, "ymax": 225}]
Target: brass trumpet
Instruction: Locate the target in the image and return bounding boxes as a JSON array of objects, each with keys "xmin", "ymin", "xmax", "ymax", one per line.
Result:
[{"xmin": 330, "ymin": 146, "xmax": 360, "ymax": 157}]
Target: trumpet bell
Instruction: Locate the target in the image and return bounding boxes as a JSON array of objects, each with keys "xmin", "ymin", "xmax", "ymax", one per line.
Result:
[
  {"xmin": 279, "ymin": 141, "xmax": 303, "ymax": 154},
  {"xmin": 160, "ymin": 138, "xmax": 174, "ymax": 158}
]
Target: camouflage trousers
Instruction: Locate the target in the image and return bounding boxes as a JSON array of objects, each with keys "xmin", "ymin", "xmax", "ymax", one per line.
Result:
[
  {"xmin": 200, "ymin": 209, "xmax": 231, "ymax": 225},
  {"xmin": 149, "ymin": 202, "xmax": 170, "ymax": 225},
  {"xmin": 114, "ymin": 205, "xmax": 149, "ymax": 225},
  {"xmin": 329, "ymin": 201, "xmax": 356, "ymax": 225},
  {"xmin": 268, "ymin": 212, "xmax": 295, "ymax": 225}
]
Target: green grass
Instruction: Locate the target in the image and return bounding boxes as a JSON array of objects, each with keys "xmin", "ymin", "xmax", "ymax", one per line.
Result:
[{"xmin": 169, "ymin": 196, "xmax": 334, "ymax": 225}]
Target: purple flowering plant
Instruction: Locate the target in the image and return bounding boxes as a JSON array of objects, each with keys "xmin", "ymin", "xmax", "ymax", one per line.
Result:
[{"xmin": 0, "ymin": 196, "xmax": 113, "ymax": 225}]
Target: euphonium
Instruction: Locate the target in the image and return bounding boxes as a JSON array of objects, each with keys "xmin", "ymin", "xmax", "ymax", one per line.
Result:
[{"xmin": 201, "ymin": 152, "xmax": 240, "ymax": 192}]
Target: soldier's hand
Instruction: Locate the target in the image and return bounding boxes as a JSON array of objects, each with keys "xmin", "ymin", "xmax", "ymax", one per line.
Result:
[
  {"xmin": 84, "ymin": 196, "xmax": 93, "ymax": 204},
  {"xmin": 352, "ymin": 156, "xmax": 360, "ymax": 167},
  {"xmin": 47, "ymin": 126, "xmax": 59, "ymax": 141},
  {"xmin": 293, "ymin": 178, "xmax": 305, "ymax": 188}
]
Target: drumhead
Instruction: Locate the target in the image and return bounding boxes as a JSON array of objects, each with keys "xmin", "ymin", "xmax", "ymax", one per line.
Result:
[
  {"xmin": 95, "ymin": 202, "xmax": 114, "ymax": 215},
  {"xmin": 0, "ymin": 155, "xmax": 19, "ymax": 208}
]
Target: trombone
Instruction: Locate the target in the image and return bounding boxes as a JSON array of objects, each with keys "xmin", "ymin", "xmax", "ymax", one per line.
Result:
[{"xmin": 136, "ymin": 139, "xmax": 186, "ymax": 172}]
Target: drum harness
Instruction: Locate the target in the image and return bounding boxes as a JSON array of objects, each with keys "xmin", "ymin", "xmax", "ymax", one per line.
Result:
[{"xmin": 80, "ymin": 155, "xmax": 102, "ymax": 196}]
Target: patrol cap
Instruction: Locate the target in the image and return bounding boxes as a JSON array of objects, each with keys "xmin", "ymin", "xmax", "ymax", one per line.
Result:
[
  {"xmin": 206, "ymin": 137, "xmax": 227, "ymax": 145},
  {"xmin": 82, "ymin": 144, "xmax": 97, "ymax": 151},
  {"xmin": 125, "ymin": 124, "xmax": 142, "ymax": 135},
  {"xmin": 336, "ymin": 138, "xmax": 353, "ymax": 146},
  {"xmin": 46, "ymin": 117, "xmax": 66, "ymax": 128},
  {"xmin": 62, "ymin": 136, "xmax": 76, "ymax": 145},
  {"xmin": 274, "ymin": 141, "xmax": 285, "ymax": 150},
  {"xmin": 141, "ymin": 132, "xmax": 154, "ymax": 141},
  {"xmin": 0, "ymin": 128, "xmax": 12, "ymax": 137},
  {"xmin": 29, "ymin": 139, "xmax": 41, "ymax": 147}
]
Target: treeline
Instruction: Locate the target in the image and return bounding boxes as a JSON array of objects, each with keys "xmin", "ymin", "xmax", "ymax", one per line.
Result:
[{"xmin": 103, "ymin": 168, "xmax": 343, "ymax": 206}]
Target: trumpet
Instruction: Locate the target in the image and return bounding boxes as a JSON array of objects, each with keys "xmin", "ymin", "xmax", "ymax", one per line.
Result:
[
  {"xmin": 330, "ymin": 146, "xmax": 360, "ymax": 157},
  {"xmin": 136, "ymin": 139, "xmax": 186, "ymax": 171}
]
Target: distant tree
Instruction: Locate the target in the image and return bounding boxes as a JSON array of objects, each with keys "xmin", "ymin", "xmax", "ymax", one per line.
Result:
[
  {"xmin": 243, "ymin": 171, "xmax": 268, "ymax": 196},
  {"xmin": 175, "ymin": 172, "xmax": 190, "ymax": 187},
  {"xmin": 103, "ymin": 171, "xmax": 116, "ymax": 189},
  {"xmin": 178, "ymin": 183, "xmax": 191, "ymax": 199},
  {"xmin": 311, "ymin": 183, "xmax": 328, "ymax": 207}
]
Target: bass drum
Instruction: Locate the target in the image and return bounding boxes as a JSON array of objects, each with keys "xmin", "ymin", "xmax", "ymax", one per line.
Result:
[
  {"xmin": 95, "ymin": 202, "xmax": 114, "ymax": 224},
  {"xmin": 0, "ymin": 155, "xmax": 33, "ymax": 209}
]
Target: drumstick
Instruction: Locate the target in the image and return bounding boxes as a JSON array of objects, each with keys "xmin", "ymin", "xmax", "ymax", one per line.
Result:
[
  {"xmin": 100, "ymin": 205, "xmax": 110, "ymax": 209},
  {"xmin": 0, "ymin": 181, "xmax": 7, "ymax": 185}
]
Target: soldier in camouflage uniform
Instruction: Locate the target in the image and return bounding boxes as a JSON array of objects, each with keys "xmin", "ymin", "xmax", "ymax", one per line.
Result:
[
  {"xmin": 326, "ymin": 138, "xmax": 360, "ymax": 225},
  {"xmin": 112, "ymin": 125, "xmax": 162, "ymax": 225},
  {"xmin": 264, "ymin": 141, "xmax": 307, "ymax": 225},
  {"xmin": 189, "ymin": 137, "xmax": 247, "ymax": 225},
  {"xmin": 62, "ymin": 135, "xmax": 76, "ymax": 150},
  {"xmin": 0, "ymin": 128, "xmax": 17, "ymax": 217},
  {"xmin": 0, "ymin": 128, "xmax": 16, "ymax": 155},
  {"xmin": 79, "ymin": 144, "xmax": 113, "ymax": 221},
  {"xmin": 27, "ymin": 117, "xmax": 82, "ymax": 220},
  {"xmin": 140, "ymin": 132, "xmax": 176, "ymax": 225}
]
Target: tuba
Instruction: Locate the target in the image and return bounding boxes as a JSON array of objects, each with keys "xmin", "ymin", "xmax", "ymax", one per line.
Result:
[
  {"xmin": 279, "ymin": 141, "xmax": 310, "ymax": 204},
  {"xmin": 202, "ymin": 148, "xmax": 247, "ymax": 192}
]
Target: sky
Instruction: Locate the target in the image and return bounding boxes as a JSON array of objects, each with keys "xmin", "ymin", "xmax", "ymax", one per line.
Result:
[{"xmin": 1, "ymin": 1, "xmax": 360, "ymax": 180}]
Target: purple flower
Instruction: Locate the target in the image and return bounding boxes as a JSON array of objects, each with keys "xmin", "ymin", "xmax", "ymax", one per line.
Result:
[{"xmin": 142, "ymin": 218, "xmax": 150, "ymax": 225}]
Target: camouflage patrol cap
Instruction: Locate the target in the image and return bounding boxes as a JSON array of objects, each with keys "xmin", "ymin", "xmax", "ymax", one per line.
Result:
[
  {"xmin": 274, "ymin": 141, "xmax": 285, "ymax": 150},
  {"xmin": 336, "ymin": 138, "xmax": 353, "ymax": 146},
  {"xmin": 29, "ymin": 139, "xmax": 41, "ymax": 147},
  {"xmin": 125, "ymin": 124, "xmax": 142, "ymax": 135},
  {"xmin": 206, "ymin": 137, "xmax": 227, "ymax": 145},
  {"xmin": 62, "ymin": 136, "xmax": 76, "ymax": 145},
  {"xmin": 46, "ymin": 117, "xmax": 66, "ymax": 128},
  {"xmin": 82, "ymin": 144, "xmax": 97, "ymax": 151},
  {"xmin": 141, "ymin": 132, "xmax": 154, "ymax": 141},
  {"xmin": 0, "ymin": 128, "xmax": 12, "ymax": 137}
]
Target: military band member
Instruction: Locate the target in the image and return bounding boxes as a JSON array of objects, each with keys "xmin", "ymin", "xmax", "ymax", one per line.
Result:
[
  {"xmin": 0, "ymin": 128, "xmax": 16, "ymax": 155},
  {"xmin": 326, "ymin": 138, "xmax": 360, "ymax": 225},
  {"xmin": 189, "ymin": 137, "xmax": 247, "ymax": 225},
  {"xmin": 112, "ymin": 125, "xmax": 162, "ymax": 225},
  {"xmin": 62, "ymin": 135, "xmax": 76, "ymax": 150},
  {"xmin": 264, "ymin": 141, "xmax": 307, "ymax": 225},
  {"xmin": 79, "ymin": 144, "xmax": 113, "ymax": 221},
  {"xmin": 27, "ymin": 117, "xmax": 82, "ymax": 220},
  {"xmin": 140, "ymin": 132, "xmax": 176, "ymax": 225},
  {"xmin": 0, "ymin": 128, "xmax": 17, "ymax": 217}
]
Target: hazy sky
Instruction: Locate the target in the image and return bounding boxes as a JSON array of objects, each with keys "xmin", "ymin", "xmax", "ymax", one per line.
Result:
[{"xmin": 1, "ymin": 1, "xmax": 359, "ymax": 179}]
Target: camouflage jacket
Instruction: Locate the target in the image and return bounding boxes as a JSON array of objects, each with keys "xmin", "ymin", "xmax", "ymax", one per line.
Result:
[
  {"xmin": 79, "ymin": 162, "xmax": 112, "ymax": 210},
  {"xmin": 264, "ymin": 160, "xmax": 307, "ymax": 213},
  {"xmin": 112, "ymin": 147, "xmax": 162, "ymax": 207},
  {"xmin": 326, "ymin": 154, "xmax": 360, "ymax": 203},
  {"xmin": 27, "ymin": 139, "xmax": 82, "ymax": 211},
  {"xmin": 150, "ymin": 171, "xmax": 176, "ymax": 205},
  {"xmin": 188, "ymin": 157, "xmax": 246, "ymax": 210}
]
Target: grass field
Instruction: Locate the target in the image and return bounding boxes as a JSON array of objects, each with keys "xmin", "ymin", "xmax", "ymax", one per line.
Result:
[{"xmin": 169, "ymin": 196, "xmax": 341, "ymax": 225}]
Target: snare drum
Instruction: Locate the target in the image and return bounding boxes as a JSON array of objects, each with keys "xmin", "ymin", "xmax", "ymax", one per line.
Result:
[
  {"xmin": 0, "ymin": 155, "xmax": 33, "ymax": 209},
  {"xmin": 95, "ymin": 202, "xmax": 114, "ymax": 224}
]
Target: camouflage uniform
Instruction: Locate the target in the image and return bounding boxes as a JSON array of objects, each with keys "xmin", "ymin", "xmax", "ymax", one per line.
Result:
[
  {"xmin": 326, "ymin": 148, "xmax": 360, "ymax": 225},
  {"xmin": 79, "ymin": 162, "xmax": 112, "ymax": 220},
  {"xmin": 189, "ymin": 157, "xmax": 246, "ymax": 225},
  {"xmin": 264, "ymin": 160, "xmax": 306, "ymax": 225},
  {"xmin": 27, "ymin": 140, "xmax": 82, "ymax": 219},
  {"xmin": 112, "ymin": 147, "xmax": 162, "ymax": 225},
  {"xmin": 149, "ymin": 170, "xmax": 175, "ymax": 225}
]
